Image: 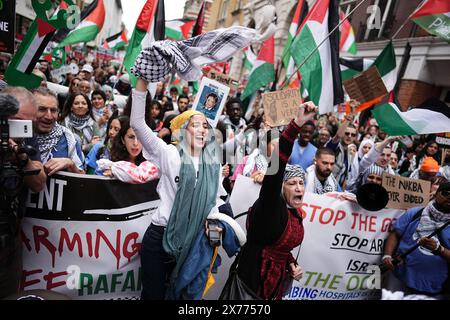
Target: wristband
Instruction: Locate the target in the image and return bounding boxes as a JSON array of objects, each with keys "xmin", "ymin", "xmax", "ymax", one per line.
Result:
[{"xmin": 382, "ymin": 255, "xmax": 392, "ymax": 261}]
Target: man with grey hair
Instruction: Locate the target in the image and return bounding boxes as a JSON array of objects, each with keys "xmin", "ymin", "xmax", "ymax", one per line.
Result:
[{"xmin": 32, "ymin": 87, "xmax": 84, "ymax": 175}]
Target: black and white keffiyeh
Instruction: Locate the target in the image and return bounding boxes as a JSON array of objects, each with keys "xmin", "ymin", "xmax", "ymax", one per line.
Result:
[
  {"xmin": 64, "ymin": 113, "xmax": 96, "ymax": 144},
  {"xmin": 36, "ymin": 124, "xmax": 64, "ymax": 163},
  {"xmin": 305, "ymin": 165, "xmax": 339, "ymax": 195},
  {"xmin": 131, "ymin": 26, "xmax": 258, "ymax": 82},
  {"xmin": 35, "ymin": 123, "xmax": 83, "ymax": 169},
  {"xmin": 415, "ymin": 201, "xmax": 450, "ymax": 242},
  {"xmin": 283, "ymin": 164, "xmax": 306, "ymax": 182},
  {"xmin": 243, "ymin": 149, "xmax": 268, "ymax": 177}
]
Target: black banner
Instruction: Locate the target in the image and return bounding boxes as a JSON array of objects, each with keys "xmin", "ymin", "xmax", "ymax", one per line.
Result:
[
  {"xmin": 25, "ymin": 172, "xmax": 160, "ymax": 221},
  {"xmin": 0, "ymin": 0, "xmax": 15, "ymax": 54}
]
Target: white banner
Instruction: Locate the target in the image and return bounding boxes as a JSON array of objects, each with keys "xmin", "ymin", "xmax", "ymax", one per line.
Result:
[
  {"xmin": 21, "ymin": 172, "xmax": 160, "ymax": 300},
  {"xmin": 286, "ymin": 193, "xmax": 404, "ymax": 300}
]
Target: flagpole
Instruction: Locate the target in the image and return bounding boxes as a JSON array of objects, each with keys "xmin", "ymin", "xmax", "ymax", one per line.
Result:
[
  {"xmin": 391, "ymin": 0, "xmax": 426, "ymax": 40},
  {"xmin": 281, "ymin": 0, "xmax": 369, "ymax": 88}
]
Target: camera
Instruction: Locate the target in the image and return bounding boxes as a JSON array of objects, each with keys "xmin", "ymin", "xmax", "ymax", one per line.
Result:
[
  {"xmin": 0, "ymin": 94, "xmax": 39, "ymax": 200},
  {"xmin": 8, "ymin": 119, "xmax": 33, "ymax": 139},
  {"xmin": 207, "ymin": 219, "xmax": 221, "ymax": 247}
]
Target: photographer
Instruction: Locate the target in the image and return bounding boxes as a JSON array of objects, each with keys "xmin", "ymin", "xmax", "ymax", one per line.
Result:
[{"xmin": 0, "ymin": 88, "xmax": 46, "ymax": 299}]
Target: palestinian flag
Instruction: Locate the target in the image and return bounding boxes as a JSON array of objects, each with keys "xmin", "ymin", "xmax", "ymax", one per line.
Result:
[
  {"xmin": 243, "ymin": 47, "xmax": 256, "ymax": 72},
  {"xmin": 192, "ymin": 0, "xmax": 205, "ymax": 36},
  {"xmin": 165, "ymin": 20, "xmax": 195, "ymax": 40},
  {"xmin": 372, "ymin": 101, "xmax": 450, "ymax": 136},
  {"xmin": 339, "ymin": 10, "xmax": 357, "ymax": 54},
  {"xmin": 123, "ymin": 0, "xmax": 165, "ymax": 86},
  {"xmin": 340, "ymin": 41, "xmax": 396, "ymax": 91},
  {"xmin": 53, "ymin": 0, "xmax": 100, "ymax": 43},
  {"xmin": 372, "ymin": 41, "xmax": 397, "ymax": 92},
  {"xmin": 290, "ymin": 0, "xmax": 344, "ymax": 114},
  {"xmin": 58, "ymin": 0, "xmax": 105, "ymax": 47},
  {"xmin": 411, "ymin": 0, "xmax": 450, "ymax": 42},
  {"xmin": 103, "ymin": 31, "xmax": 128, "ymax": 50},
  {"xmin": 240, "ymin": 35, "xmax": 275, "ymax": 101},
  {"xmin": 339, "ymin": 57, "xmax": 373, "ymax": 81},
  {"xmin": 282, "ymin": 0, "xmax": 308, "ymax": 89},
  {"xmin": 282, "ymin": 0, "xmax": 308, "ymax": 70},
  {"xmin": 5, "ymin": 16, "xmax": 59, "ymax": 89}
]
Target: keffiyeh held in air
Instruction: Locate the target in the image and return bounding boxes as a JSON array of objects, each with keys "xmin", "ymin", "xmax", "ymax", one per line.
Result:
[{"xmin": 131, "ymin": 26, "xmax": 258, "ymax": 82}]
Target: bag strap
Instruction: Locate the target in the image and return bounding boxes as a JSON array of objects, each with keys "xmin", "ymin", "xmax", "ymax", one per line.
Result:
[{"xmin": 202, "ymin": 246, "xmax": 219, "ymax": 298}]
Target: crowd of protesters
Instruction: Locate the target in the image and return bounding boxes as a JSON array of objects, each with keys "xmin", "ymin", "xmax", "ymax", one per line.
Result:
[{"xmin": 1, "ymin": 49, "xmax": 450, "ymax": 301}]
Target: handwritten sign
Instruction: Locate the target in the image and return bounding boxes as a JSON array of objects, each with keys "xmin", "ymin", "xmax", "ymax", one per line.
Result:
[
  {"xmin": 382, "ymin": 173, "xmax": 430, "ymax": 210},
  {"xmin": 206, "ymin": 70, "xmax": 239, "ymax": 91},
  {"xmin": 263, "ymin": 89, "xmax": 302, "ymax": 127},
  {"xmin": 343, "ymin": 67, "xmax": 387, "ymax": 104}
]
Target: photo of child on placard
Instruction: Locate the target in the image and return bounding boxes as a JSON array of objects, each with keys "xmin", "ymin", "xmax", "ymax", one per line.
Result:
[{"xmin": 192, "ymin": 77, "xmax": 230, "ymax": 127}]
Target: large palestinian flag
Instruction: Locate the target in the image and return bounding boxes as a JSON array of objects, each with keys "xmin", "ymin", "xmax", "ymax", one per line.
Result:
[
  {"xmin": 282, "ymin": 0, "xmax": 308, "ymax": 89},
  {"xmin": 290, "ymin": 0, "xmax": 344, "ymax": 114},
  {"xmin": 372, "ymin": 100, "xmax": 450, "ymax": 135},
  {"xmin": 123, "ymin": 0, "xmax": 165, "ymax": 86},
  {"xmin": 240, "ymin": 36, "xmax": 275, "ymax": 101},
  {"xmin": 411, "ymin": 0, "xmax": 450, "ymax": 42},
  {"xmin": 58, "ymin": 0, "xmax": 105, "ymax": 47}
]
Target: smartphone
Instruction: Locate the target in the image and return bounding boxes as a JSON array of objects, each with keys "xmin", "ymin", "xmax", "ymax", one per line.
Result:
[{"xmin": 8, "ymin": 119, "xmax": 33, "ymax": 138}]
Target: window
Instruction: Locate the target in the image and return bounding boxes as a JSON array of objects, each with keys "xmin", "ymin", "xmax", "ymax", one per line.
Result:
[{"xmin": 220, "ymin": 0, "xmax": 230, "ymax": 22}]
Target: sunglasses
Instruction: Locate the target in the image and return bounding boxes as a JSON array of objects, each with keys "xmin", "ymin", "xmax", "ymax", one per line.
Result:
[
  {"xmin": 344, "ymin": 132, "xmax": 357, "ymax": 137},
  {"xmin": 440, "ymin": 190, "xmax": 450, "ymax": 197}
]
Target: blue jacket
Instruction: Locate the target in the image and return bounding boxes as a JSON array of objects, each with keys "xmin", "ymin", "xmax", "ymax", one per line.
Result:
[
  {"xmin": 171, "ymin": 218, "xmax": 242, "ymax": 300},
  {"xmin": 394, "ymin": 206, "xmax": 450, "ymax": 294}
]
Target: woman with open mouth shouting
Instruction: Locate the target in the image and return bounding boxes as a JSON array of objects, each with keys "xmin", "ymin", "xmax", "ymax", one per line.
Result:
[
  {"xmin": 130, "ymin": 78, "xmax": 227, "ymax": 300},
  {"xmin": 230, "ymin": 101, "xmax": 318, "ymax": 300}
]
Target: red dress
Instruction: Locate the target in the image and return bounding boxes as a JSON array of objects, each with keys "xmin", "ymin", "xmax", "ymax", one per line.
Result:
[{"xmin": 258, "ymin": 208, "xmax": 304, "ymax": 300}]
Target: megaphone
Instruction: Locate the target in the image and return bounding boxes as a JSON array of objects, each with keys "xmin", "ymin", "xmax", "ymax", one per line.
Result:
[{"xmin": 356, "ymin": 183, "xmax": 389, "ymax": 211}]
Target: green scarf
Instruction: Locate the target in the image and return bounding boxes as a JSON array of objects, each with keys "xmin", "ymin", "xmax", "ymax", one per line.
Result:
[{"xmin": 163, "ymin": 125, "xmax": 220, "ymax": 298}]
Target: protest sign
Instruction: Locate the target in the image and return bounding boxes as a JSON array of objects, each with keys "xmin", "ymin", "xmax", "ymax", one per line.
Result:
[
  {"xmin": 286, "ymin": 192, "xmax": 404, "ymax": 300},
  {"xmin": 343, "ymin": 67, "xmax": 387, "ymax": 104},
  {"xmin": 229, "ymin": 174, "xmax": 261, "ymax": 217},
  {"xmin": 206, "ymin": 70, "xmax": 239, "ymax": 92},
  {"xmin": 435, "ymin": 133, "xmax": 450, "ymax": 148},
  {"xmin": 21, "ymin": 172, "xmax": 160, "ymax": 300},
  {"xmin": 382, "ymin": 173, "xmax": 430, "ymax": 210},
  {"xmin": 263, "ymin": 89, "xmax": 302, "ymax": 127},
  {"xmin": 207, "ymin": 192, "xmax": 404, "ymax": 300},
  {"xmin": 192, "ymin": 77, "xmax": 230, "ymax": 127},
  {"xmin": 51, "ymin": 63, "xmax": 79, "ymax": 78},
  {"xmin": 0, "ymin": 0, "xmax": 15, "ymax": 53}
]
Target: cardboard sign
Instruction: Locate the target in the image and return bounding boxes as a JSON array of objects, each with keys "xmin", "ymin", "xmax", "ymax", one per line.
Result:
[
  {"xmin": 382, "ymin": 173, "xmax": 430, "ymax": 210},
  {"xmin": 262, "ymin": 89, "xmax": 302, "ymax": 127},
  {"xmin": 206, "ymin": 70, "xmax": 239, "ymax": 91},
  {"xmin": 0, "ymin": 0, "xmax": 15, "ymax": 54},
  {"xmin": 343, "ymin": 67, "xmax": 388, "ymax": 104}
]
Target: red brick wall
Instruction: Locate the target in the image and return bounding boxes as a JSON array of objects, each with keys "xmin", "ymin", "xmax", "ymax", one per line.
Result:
[{"xmin": 397, "ymin": 80, "xmax": 442, "ymax": 110}]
